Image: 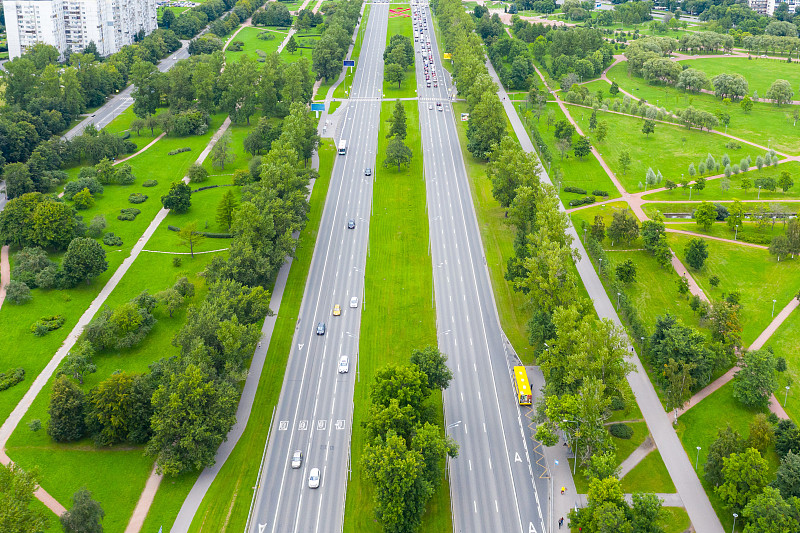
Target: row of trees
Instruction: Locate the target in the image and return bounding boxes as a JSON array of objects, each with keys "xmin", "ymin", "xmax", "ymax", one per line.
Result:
[
  {"xmin": 311, "ymin": 0, "xmax": 362, "ymax": 82},
  {"xmin": 362, "ymin": 348, "xmax": 457, "ymax": 532},
  {"xmin": 383, "ymin": 34, "xmax": 415, "ymax": 89}
]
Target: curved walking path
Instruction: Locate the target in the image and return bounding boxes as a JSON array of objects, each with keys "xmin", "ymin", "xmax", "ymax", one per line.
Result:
[
  {"xmin": 664, "ymin": 228, "xmax": 769, "ymax": 249},
  {"xmin": 116, "ymin": 132, "xmax": 167, "ymax": 164},
  {"xmin": 671, "ymin": 252, "xmax": 709, "ymax": 303},
  {"xmin": 0, "ymin": 117, "xmax": 232, "ymax": 521}
]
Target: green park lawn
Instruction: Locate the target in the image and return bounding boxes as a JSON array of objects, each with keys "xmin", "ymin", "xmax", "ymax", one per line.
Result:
[
  {"xmin": 643, "ymin": 160, "xmax": 800, "ymax": 202},
  {"xmin": 0, "ymin": 115, "xmax": 224, "ymax": 426},
  {"xmin": 681, "ymin": 56, "xmax": 800, "ymax": 99},
  {"xmin": 526, "ymin": 102, "xmax": 622, "ymax": 205},
  {"xmin": 605, "ymin": 62, "xmax": 800, "ymax": 155},
  {"xmin": 676, "ymin": 381, "xmax": 780, "ymax": 532},
  {"xmin": 200, "ymin": 113, "xmax": 263, "ymax": 177},
  {"xmin": 661, "ymin": 506, "xmax": 692, "ymax": 533},
  {"xmin": 343, "ymin": 100, "xmax": 450, "ymax": 533},
  {"xmin": 769, "ymin": 308, "xmax": 800, "ymax": 422},
  {"xmin": 621, "ymin": 449, "xmax": 676, "ymax": 493},
  {"xmin": 382, "ymin": 7, "xmax": 417, "ymax": 99},
  {"xmin": 6, "ymin": 250, "xmax": 217, "ymax": 532},
  {"xmin": 580, "ymin": 79, "xmax": 623, "ymax": 101},
  {"xmin": 667, "ymin": 233, "xmax": 800, "ymax": 346},
  {"xmin": 225, "ymin": 26, "xmax": 286, "ymax": 62},
  {"xmin": 452, "ymin": 101, "xmax": 536, "ymax": 362},
  {"xmin": 643, "ymin": 201, "xmax": 800, "ymax": 221},
  {"xmin": 664, "ymin": 219, "xmax": 790, "ymax": 246},
  {"xmin": 171, "ymin": 140, "xmax": 337, "ymax": 533},
  {"xmin": 566, "ymin": 103, "xmax": 766, "ymax": 193}
]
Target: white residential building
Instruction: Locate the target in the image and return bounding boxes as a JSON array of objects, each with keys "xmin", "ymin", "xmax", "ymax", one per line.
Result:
[{"xmin": 4, "ymin": 0, "xmax": 158, "ymax": 59}]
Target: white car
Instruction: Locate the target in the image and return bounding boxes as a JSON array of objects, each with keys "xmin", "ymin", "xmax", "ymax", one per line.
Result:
[
  {"xmin": 350, "ymin": 296, "xmax": 359, "ymax": 308},
  {"xmin": 291, "ymin": 450, "xmax": 302, "ymax": 469},
  {"xmin": 338, "ymin": 356, "xmax": 350, "ymax": 373},
  {"xmin": 308, "ymin": 468, "xmax": 320, "ymax": 488}
]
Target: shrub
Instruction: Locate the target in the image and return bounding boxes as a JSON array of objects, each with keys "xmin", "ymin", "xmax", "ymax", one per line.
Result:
[
  {"xmin": 201, "ymin": 232, "xmax": 233, "ymax": 238},
  {"xmin": 172, "ymin": 256, "xmax": 182, "ymax": 267},
  {"xmin": 563, "ymin": 186, "xmax": 588, "ymax": 194},
  {"xmin": 610, "ymin": 396, "xmax": 625, "ymax": 411},
  {"xmin": 609, "ymin": 423, "xmax": 634, "ymax": 439},
  {"xmin": 725, "ymin": 141, "xmax": 742, "ymax": 150},
  {"xmin": 568, "ymin": 196, "xmax": 596, "ymax": 207},
  {"xmin": 142, "ymin": 180, "xmax": 158, "ymax": 187},
  {"xmin": 117, "ymin": 208, "xmax": 141, "ymax": 221},
  {"xmin": 72, "ymin": 188, "xmax": 95, "ymax": 210},
  {"xmin": 128, "ymin": 193, "xmax": 148, "ymax": 204},
  {"xmin": 102, "ymin": 233, "xmax": 123, "ymax": 246},
  {"xmin": 64, "ymin": 177, "xmax": 104, "ymax": 200},
  {"xmin": 187, "ymin": 163, "xmax": 208, "ymax": 183},
  {"xmin": 168, "ymin": 147, "xmax": 192, "ymax": 156},
  {"xmin": 227, "ymin": 40, "xmax": 244, "ymax": 51},
  {"xmin": 776, "ymin": 357, "xmax": 787, "ymax": 372},
  {"xmin": 30, "ymin": 315, "xmax": 65, "ymax": 336},
  {"xmin": 5, "ymin": 280, "xmax": 31, "ymax": 304},
  {"xmin": 0, "ymin": 367, "xmax": 25, "ymax": 391},
  {"xmin": 86, "ymin": 215, "xmax": 107, "ymax": 238},
  {"xmin": 28, "ymin": 419, "xmax": 41, "ymax": 432},
  {"xmin": 592, "ymin": 189, "xmax": 609, "ymax": 197}
]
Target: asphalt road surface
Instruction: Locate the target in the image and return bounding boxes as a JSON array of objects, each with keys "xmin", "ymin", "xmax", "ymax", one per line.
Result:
[
  {"xmin": 414, "ymin": 3, "xmax": 548, "ymax": 533},
  {"xmin": 247, "ymin": 3, "xmax": 389, "ymax": 532}
]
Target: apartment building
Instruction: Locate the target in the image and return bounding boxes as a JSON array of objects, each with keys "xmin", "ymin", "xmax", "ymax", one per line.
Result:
[{"xmin": 4, "ymin": 0, "xmax": 158, "ymax": 59}]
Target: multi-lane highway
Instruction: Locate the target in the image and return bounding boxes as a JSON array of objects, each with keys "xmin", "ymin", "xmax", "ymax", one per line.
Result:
[
  {"xmin": 414, "ymin": 3, "xmax": 548, "ymax": 533},
  {"xmin": 248, "ymin": 3, "xmax": 389, "ymax": 532}
]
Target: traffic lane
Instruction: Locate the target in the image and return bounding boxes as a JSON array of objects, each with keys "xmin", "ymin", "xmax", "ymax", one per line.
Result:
[{"xmin": 434, "ymin": 108, "xmax": 546, "ymax": 532}]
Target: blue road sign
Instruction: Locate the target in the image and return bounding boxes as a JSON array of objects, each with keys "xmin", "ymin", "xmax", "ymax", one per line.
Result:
[
  {"xmin": 343, "ymin": 60, "xmax": 355, "ymax": 67},
  {"xmin": 311, "ymin": 103, "xmax": 325, "ymax": 111}
]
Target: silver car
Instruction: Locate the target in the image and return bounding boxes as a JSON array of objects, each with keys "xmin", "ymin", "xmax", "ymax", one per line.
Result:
[
  {"xmin": 291, "ymin": 450, "xmax": 302, "ymax": 469},
  {"xmin": 308, "ymin": 467, "xmax": 321, "ymax": 488},
  {"xmin": 338, "ymin": 356, "xmax": 350, "ymax": 374}
]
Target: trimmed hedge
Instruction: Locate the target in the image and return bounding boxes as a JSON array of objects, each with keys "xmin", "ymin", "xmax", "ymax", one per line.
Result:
[
  {"xmin": 168, "ymin": 147, "xmax": 192, "ymax": 156},
  {"xmin": 609, "ymin": 423, "xmax": 633, "ymax": 439},
  {"xmin": 563, "ymin": 186, "xmax": 587, "ymax": 194},
  {"xmin": 30, "ymin": 315, "xmax": 65, "ymax": 336},
  {"xmin": 568, "ymin": 196, "xmax": 596, "ymax": 207},
  {"xmin": 592, "ymin": 189, "xmax": 609, "ymax": 197},
  {"xmin": 0, "ymin": 368, "xmax": 25, "ymax": 392},
  {"xmin": 202, "ymin": 232, "xmax": 232, "ymax": 238},
  {"xmin": 142, "ymin": 180, "xmax": 158, "ymax": 187}
]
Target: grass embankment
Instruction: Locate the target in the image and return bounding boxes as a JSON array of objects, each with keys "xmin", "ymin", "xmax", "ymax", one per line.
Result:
[
  {"xmin": 666, "ymin": 232, "xmax": 800, "ymax": 346},
  {"xmin": 343, "ymin": 101, "xmax": 449, "ymax": 532},
  {"xmin": 522, "ymin": 102, "xmax": 622, "ymax": 204},
  {"xmin": 676, "ymin": 381, "xmax": 780, "ymax": 532},
  {"xmin": 147, "ymin": 140, "xmax": 338, "ymax": 533},
  {"xmin": 382, "ymin": 9, "xmax": 417, "ymax": 99},
  {"xmin": 0, "ymin": 115, "xmax": 224, "ymax": 425},
  {"xmin": 225, "ymin": 26, "xmax": 287, "ymax": 62},
  {"xmin": 605, "ymin": 62, "xmax": 800, "ymax": 155},
  {"xmin": 565, "ymin": 103, "xmax": 766, "ymax": 193},
  {"xmin": 331, "ymin": 3, "xmax": 371, "ymax": 100},
  {"xmin": 681, "ymin": 56, "xmax": 800, "ymax": 100}
]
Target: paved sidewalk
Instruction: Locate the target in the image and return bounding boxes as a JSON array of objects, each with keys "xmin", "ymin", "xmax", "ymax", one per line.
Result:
[
  {"xmin": 490, "ymin": 57, "xmax": 726, "ymax": 533},
  {"xmin": 671, "ymin": 253, "xmax": 709, "ymax": 303},
  {"xmin": 115, "ymin": 132, "xmax": 166, "ymax": 164},
  {"xmin": 618, "ymin": 435, "xmax": 655, "ymax": 478},
  {"xmin": 124, "ymin": 464, "xmax": 163, "ymax": 533},
  {"xmin": 0, "ymin": 245, "xmax": 8, "ymax": 310},
  {"xmin": 665, "ymin": 228, "xmax": 769, "ymax": 250}
]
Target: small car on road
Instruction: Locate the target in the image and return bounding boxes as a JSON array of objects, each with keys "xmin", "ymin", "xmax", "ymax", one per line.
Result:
[
  {"xmin": 316, "ymin": 322, "xmax": 326, "ymax": 335},
  {"xmin": 350, "ymin": 296, "xmax": 359, "ymax": 308},
  {"xmin": 308, "ymin": 468, "xmax": 320, "ymax": 488},
  {"xmin": 291, "ymin": 450, "xmax": 303, "ymax": 469},
  {"xmin": 364, "ymin": 167, "xmax": 372, "ymax": 176},
  {"xmin": 333, "ymin": 304, "xmax": 341, "ymax": 316},
  {"xmin": 347, "ymin": 219, "xmax": 356, "ymax": 229},
  {"xmin": 338, "ymin": 356, "xmax": 350, "ymax": 373}
]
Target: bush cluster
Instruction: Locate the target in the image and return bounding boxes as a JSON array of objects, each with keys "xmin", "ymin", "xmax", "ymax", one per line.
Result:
[
  {"xmin": 128, "ymin": 193, "xmax": 148, "ymax": 204},
  {"xmin": 168, "ymin": 147, "xmax": 192, "ymax": 156},
  {"xmin": 64, "ymin": 178, "xmax": 104, "ymax": 200},
  {"xmin": 142, "ymin": 180, "xmax": 158, "ymax": 187},
  {"xmin": 592, "ymin": 189, "xmax": 609, "ymax": 197},
  {"xmin": 609, "ymin": 423, "xmax": 634, "ymax": 439},
  {"xmin": 102, "ymin": 233, "xmax": 123, "ymax": 246},
  {"xmin": 0, "ymin": 368, "xmax": 25, "ymax": 392},
  {"xmin": 563, "ymin": 186, "xmax": 587, "ymax": 194},
  {"xmin": 31, "ymin": 315, "xmax": 65, "ymax": 336},
  {"xmin": 118, "ymin": 208, "xmax": 141, "ymax": 221}
]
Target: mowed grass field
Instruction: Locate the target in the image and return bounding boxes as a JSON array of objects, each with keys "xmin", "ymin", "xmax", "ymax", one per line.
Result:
[
  {"xmin": 225, "ymin": 26, "xmax": 287, "ymax": 62},
  {"xmin": 343, "ymin": 100, "xmax": 450, "ymax": 533},
  {"xmin": 682, "ymin": 56, "xmax": 800, "ymax": 99},
  {"xmin": 768, "ymin": 307, "xmax": 800, "ymax": 422},
  {"xmin": 523, "ymin": 102, "xmax": 622, "ymax": 204},
  {"xmin": 667, "ymin": 232, "xmax": 800, "ymax": 345},
  {"xmin": 566, "ymin": 104, "xmax": 766, "ymax": 193},
  {"xmin": 605, "ymin": 62, "xmax": 800, "ymax": 155}
]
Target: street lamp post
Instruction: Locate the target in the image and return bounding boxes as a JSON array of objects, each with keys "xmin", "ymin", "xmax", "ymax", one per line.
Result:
[
  {"xmin": 689, "ymin": 185, "xmax": 693, "ymax": 200},
  {"xmin": 773, "ymin": 299, "xmax": 777, "ymax": 317},
  {"xmin": 758, "ymin": 185, "xmax": 762, "ymax": 200},
  {"xmin": 785, "ymin": 385, "xmax": 790, "ymax": 407},
  {"xmin": 617, "ymin": 292, "xmax": 621, "ymax": 309},
  {"xmin": 584, "ymin": 227, "xmax": 587, "ymax": 244},
  {"xmin": 734, "ymin": 224, "xmax": 738, "ymax": 241},
  {"xmin": 732, "ymin": 513, "xmax": 738, "ymax": 533},
  {"xmin": 695, "ymin": 446, "xmax": 701, "ymax": 470},
  {"xmin": 599, "ymin": 257, "xmax": 603, "ymax": 274},
  {"xmin": 563, "ymin": 419, "xmax": 580, "ymax": 475}
]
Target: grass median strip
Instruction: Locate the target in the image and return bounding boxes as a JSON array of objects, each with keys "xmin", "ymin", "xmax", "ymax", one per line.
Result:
[{"xmin": 343, "ymin": 100, "xmax": 450, "ymax": 532}]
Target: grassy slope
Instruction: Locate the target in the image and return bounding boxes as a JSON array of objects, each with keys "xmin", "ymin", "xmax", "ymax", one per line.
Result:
[
  {"xmin": 0, "ymin": 115, "xmax": 224, "ymax": 425},
  {"xmin": 667, "ymin": 232, "xmax": 800, "ymax": 346},
  {"xmin": 343, "ymin": 101, "xmax": 449, "ymax": 532},
  {"xmin": 162, "ymin": 140, "xmax": 338, "ymax": 533},
  {"xmin": 225, "ymin": 26, "xmax": 287, "ymax": 62},
  {"xmin": 566, "ymin": 104, "xmax": 766, "ymax": 193},
  {"xmin": 682, "ymin": 56, "xmax": 800, "ymax": 98},
  {"xmin": 523, "ymin": 102, "xmax": 622, "ymax": 204},
  {"xmin": 605, "ymin": 62, "xmax": 800, "ymax": 155},
  {"xmin": 676, "ymin": 381, "xmax": 780, "ymax": 532},
  {"xmin": 382, "ymin": 10, "xmax": 417, "ymax": 99}
]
